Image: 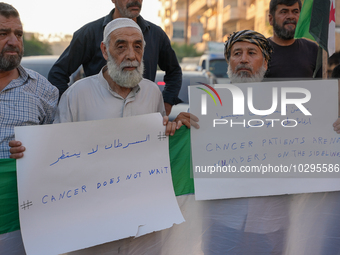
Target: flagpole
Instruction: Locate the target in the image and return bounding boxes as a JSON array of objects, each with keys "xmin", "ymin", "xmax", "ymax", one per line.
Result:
[{"xmin": 322, "ymin": 49, "xmax": 328, "ymax": 79}]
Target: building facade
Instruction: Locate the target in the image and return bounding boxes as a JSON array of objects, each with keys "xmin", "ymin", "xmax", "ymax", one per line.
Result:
[
  {"xmin": 159, "ymin": 0, "xmax": 339, "ymax": 54},
  {"xmin": 159, "ymin": 0, "xmax": 271, "ymax": 52}
]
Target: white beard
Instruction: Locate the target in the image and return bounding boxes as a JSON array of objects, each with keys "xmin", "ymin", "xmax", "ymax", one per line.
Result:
[
  {"xmin": 107, "ymin": 53, "xmax": 144, "ymax": 88},
  {"xmin": 228, "ymin": 64, "xmax": 266, "ymax": 83}
]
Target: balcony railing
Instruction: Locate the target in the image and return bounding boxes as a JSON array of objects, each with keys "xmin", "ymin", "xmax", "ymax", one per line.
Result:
[
  {"xmin": 223, "ymin": 5, "xmax": 246, "ymax": 23},
  {"xmin": 246, "ymin": 3, "xmax": 256, "ymax": 20},
  {"xmin": 172, "ymin": 9, "xmax": 186, "ymax": 21},
  {"xmin": 207, "ymin": 0, "xmax": 217, "ymax": 7},
  {"xmin": 189, "ymin": 0, "xmax": 207, "ymax": 17},
  {"xmin": 207, "ymin": 15, "xmax": 217, "ymax": 31}
]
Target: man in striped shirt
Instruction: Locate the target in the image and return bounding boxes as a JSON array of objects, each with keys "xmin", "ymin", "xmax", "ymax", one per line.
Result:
[
  {"xmin": 0, "ymin": 3, "xmax": 58, "ymax": 158},
  {"xmin": 0, "ymin": 3, "xmax": 58, "ymax": 254}
]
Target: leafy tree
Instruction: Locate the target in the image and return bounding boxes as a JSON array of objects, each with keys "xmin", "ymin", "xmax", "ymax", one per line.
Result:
[
  {"xmin": 171, "ymin": 42, "xmax": 203, "ymax": 63},
  {"xmin": 23, "ymin": 35, "xmax": 52, "ymax": 56}
]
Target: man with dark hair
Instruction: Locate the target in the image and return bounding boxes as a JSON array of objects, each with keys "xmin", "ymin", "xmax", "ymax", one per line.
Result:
[
  {"xmin": 0, "ymin": 2, "xmax": 21, "ymax": 73},
  {"xmin": 266, "ymin": 0, "xmax": 321, "ymax": 78},
  {"xmin": 269, "ymin": 0, "xmax": 301, "ymax": 22},
  {"xmin": 0, "ymin": 1, "xmax": 19, "ymax": 17},
  {"xmin": 0, "ymin": 2, "xmax": 58, "ymax": 158},
  {"xmin": 48, "ymin": 0, "xmax": 182, "ymax": 116},
  {"xmin": 0, "ymin": 2, "xmax": 58, "ymax": 254}
]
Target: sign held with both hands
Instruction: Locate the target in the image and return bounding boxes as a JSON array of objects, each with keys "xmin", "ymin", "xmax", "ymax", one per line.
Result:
[{"xmin": 15, "ymin": 113, "xmax": 184, "ymax": 255}]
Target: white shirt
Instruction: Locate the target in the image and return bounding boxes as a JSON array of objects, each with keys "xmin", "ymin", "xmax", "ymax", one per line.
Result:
[{"xmin": 54, "ymin": 68, "xmax": 165, "ymax": 123}]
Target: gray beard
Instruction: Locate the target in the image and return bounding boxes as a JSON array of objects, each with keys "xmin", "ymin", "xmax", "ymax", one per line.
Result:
[
  {"xmin": 227, "ymin": 64, "xmax": 266, "ymax": 83},
  {"xmin": 0, "ymin": 46, "xmax": 23, "ymax": 71},
  {"xmin": 106, "ymin": 54, "xmax": 144, "ymax": 89}
]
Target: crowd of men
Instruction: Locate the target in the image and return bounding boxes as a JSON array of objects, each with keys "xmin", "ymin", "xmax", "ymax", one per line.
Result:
[{"xmin": 1, "ymin": 0, "xmax": 340, "ymax": 254}]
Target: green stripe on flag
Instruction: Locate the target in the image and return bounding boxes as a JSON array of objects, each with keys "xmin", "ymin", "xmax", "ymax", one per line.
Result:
[
  {"xmin": 0, "ymin": 159, "xmax": 20, "ymax": 235},
  {"xmin": 295, "ymin": 0, "xmax": 314, "ymax": 40},
  {"xmin": 169, "ymin": 126, "xmax": 194, "ymax": 196}
]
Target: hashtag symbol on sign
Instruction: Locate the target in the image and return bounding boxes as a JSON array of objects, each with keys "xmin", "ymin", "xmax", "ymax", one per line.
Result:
[
  {"xmin": 21, "ymin": 200, "xmax": 33, "ymax": 210},
  {"xmin": 158, "ymin": 132, "xmax": 167, "ymax": 141}
]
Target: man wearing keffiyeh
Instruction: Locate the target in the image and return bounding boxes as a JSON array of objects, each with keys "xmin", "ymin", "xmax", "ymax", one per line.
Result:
[
  {"xmin": 201, "ymin": 30, "xmax": 340, "ymax": 254},
  {"xmin": 224, "ymin": 30, "xmax": 273, "ymax": 83}
]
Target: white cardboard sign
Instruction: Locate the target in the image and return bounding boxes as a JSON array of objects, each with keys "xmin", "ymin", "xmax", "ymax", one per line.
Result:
[
  {"xmin": 190, "ymin": 80, "xmax": 340, "ymax": 200},
  {"xmin": 15, "ymin": 113, "xmax": 184, "ymax": 255}
]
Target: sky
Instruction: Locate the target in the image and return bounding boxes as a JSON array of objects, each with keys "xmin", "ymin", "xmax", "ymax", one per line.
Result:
[{"xmin": 8, "ymin": 0, "xmax": 161, "ymax": 39}]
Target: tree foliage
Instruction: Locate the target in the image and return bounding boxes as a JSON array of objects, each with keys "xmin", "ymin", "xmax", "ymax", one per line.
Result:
[
  {"xmin": 171, "ymin": 42, "xmax": 203, "ymax": 63},
  {"xmin": 23, "ymin": 35, "xmax": 52, "ymax": 56}
]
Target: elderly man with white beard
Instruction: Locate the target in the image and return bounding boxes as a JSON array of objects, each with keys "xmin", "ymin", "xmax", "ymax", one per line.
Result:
[
  {"xmin": 5, "ymin": 18, "xmax": 185, "ymax": 255},
  {"xmin": 9, "ymin": 18, "xmax": 186, "ymax": 158},
  {"xmin": 54, "ymin": 18, "xmax": 173, "ymax": 128}
]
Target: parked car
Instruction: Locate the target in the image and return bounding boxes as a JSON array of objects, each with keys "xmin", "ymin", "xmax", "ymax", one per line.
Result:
[
  {"xmin": 198, "ymin": 53, "xmax": 229, "ymax": 84},
  {"xmin": 21, "ymin": 55, "xmax": 84, "ymax": 85},
  {"xmin": 155, "ymin": 70, "xmax": 217, "ymax": 120},
  {"xmin": 180, "ymin": 56, "xmax": 201, "ymax": 71}
]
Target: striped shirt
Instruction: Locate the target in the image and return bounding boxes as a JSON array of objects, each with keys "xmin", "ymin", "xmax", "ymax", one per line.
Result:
[{"xmin": 0, "ymin": 65, "xmax": 58, "ymax": 158}]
